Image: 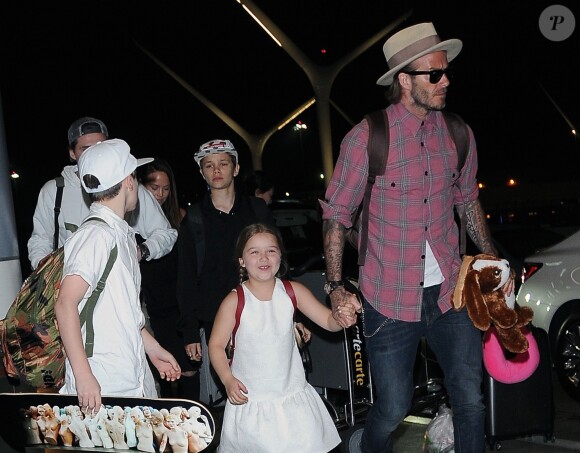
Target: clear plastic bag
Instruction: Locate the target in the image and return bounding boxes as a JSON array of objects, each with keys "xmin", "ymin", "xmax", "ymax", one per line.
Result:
[{"xmin": 422, "ymin": 404, "xmax": 455, "ymax": 453}]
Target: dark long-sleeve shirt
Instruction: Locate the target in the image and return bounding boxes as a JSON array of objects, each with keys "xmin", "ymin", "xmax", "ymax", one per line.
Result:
[{"xmin": 176, "ymin": 193, "xmax": 274, "ymax": 344}]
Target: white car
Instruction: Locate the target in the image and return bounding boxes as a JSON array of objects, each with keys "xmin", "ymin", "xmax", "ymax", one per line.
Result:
[{"xmin": 517, "ymin": 229, "xmax": 580, "ymax": 401}]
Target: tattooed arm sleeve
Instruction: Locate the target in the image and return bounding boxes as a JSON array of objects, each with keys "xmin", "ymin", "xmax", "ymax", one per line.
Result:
[
  {"xmin": 461, "ymin": 199, "xmax": 498, "ymax": 256},
  {"xmin": 322, "ymin": 219, "xmax": 346, "ymax": 280}
]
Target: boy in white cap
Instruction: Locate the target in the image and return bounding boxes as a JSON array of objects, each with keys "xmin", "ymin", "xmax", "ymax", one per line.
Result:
[
  {"xmin": 27, "ymin": 117, "xmax": 177, "ymax": 270},
  {"xmin": 55, "ymin": 139, "xmax": 181, "ymax": 413},
  {"xmin": 322, "ymin": 23, "xmax": 512, "ymax": 452}
]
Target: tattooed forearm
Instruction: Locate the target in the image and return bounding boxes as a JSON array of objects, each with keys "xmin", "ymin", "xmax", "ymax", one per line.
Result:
[
  {"xmin": 464, "ymin": 199, "xmax": 498, "ymax": 256},
  {"xmin": 322, "ymin": 219, "xmax": 346, "ymax": 280}
]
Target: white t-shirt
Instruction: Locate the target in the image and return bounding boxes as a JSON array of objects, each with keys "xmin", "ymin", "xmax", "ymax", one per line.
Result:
[
  {"xmin": 424, "ymin": 240, "xmax": 445, "ymax": 288},
  {"xmin": 59, "ymin": 203, "xmax": 157, "ymax": 397}
]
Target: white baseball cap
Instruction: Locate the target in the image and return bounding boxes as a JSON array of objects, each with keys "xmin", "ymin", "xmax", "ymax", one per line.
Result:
[
  {"xmin": 194, "ymin": 139, "xmax": 238, "ymax": 167},
  {"xmin": 78, "ymin": 139, "xmax": 153, "ymax": 193}
]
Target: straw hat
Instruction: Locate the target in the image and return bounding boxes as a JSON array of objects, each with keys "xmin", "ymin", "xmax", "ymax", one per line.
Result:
[{"xmin": 376, "ymin": 22, "xmax": 462, "ymax": 86}]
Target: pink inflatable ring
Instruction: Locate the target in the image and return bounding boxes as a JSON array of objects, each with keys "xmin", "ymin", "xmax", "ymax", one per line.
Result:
[{"xmin": 482, "ymin": 326, "xmax": 539, "ymax": 384}]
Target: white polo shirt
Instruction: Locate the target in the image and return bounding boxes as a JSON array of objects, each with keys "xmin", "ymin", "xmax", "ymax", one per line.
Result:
[{"xmin": 59, "ymin": 203, "xmax": 157, "ymax": 397}]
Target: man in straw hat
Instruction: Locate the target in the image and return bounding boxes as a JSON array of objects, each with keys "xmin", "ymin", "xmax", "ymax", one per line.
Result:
[{"xmin": 321, "ymin": 23, "xmax": 513, "ymax": 452}]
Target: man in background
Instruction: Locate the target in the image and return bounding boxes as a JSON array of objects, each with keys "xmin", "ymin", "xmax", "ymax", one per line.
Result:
[{"xmin": 28, "ymin": 116, "xmax": 177, "ymax": 269}]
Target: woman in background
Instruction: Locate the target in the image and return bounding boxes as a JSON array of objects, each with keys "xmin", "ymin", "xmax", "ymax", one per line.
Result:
[
  {"xmin": 243, "ymin": 170, "xmax": 274, "ymax": 206},
  {"xmin": 138, "ymin": 157, "xmax": 199, "ymax": 400}
]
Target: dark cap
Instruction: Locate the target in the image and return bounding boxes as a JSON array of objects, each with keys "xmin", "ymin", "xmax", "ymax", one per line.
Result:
[{"xmin": 67, "ymin": 117, "xmax": 109, "ymax": 147}]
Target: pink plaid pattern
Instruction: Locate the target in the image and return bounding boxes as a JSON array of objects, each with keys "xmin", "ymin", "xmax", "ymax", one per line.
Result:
[{"xmin": 321, "ymin": 103, "xmax": 479, "ymax": 321}]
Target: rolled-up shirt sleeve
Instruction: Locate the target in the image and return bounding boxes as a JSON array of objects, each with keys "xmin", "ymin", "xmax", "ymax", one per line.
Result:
[{"xmin": 320, "ymin": 118, "xmax": 370, "ymax": 226}]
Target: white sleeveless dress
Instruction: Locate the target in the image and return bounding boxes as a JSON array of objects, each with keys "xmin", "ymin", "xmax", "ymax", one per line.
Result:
[{"xmin": 218, "ymin": 279, "xmax": 340, "ymax": 453}]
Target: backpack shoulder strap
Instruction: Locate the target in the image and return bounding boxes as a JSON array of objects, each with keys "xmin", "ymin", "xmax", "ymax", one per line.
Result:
[
  {"xmin": 184, "ymin": 203, "xmax": 205, "ymax": 276},
  {"xmin": 80, "ymin": 244, "xmax": 118, "ymax": 357},
  {"xmin": 232, "ymin": 285, "xmax": 245, "ymax": 340},
  {"xmin": 78, "ymin": 217, "xmax": 118, "ymax": 357},
  {"xmin": 230, "ymin": 280, "xmax": 296, "ymax": 364},
  {"xmin": 229, "ymin": 285, "xmax": 246, "ymax": 365},
  {"xmin": 356, "ymin": 109, "xmax": 390, "ymax": 265},
  {"xmin": 442, "ymin": 111, "xmax": 469, "ymax": 172},
  {"xmin": 442, "ymin": 111, "xmax": 470, "ymax": 255},
  {"xmin": 53, "ymin": 176, "xmax": 65, "ymax": 251},
  {"xmin": 281, "ymin": 279, "xmax": 297, "ymax": 319},
  {"xmin": 364, "ymin": 110, "xmax": 390, "ymax": 178}
]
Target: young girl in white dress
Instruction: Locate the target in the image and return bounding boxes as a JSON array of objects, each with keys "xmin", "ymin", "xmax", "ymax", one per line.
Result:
[{"xmin": 209, "ymin": 223, "xmax": 359, "ymax": 453}]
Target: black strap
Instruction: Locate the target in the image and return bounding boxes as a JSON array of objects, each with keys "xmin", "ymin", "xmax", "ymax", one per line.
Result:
[
  {"xmin": 355, "ymin": 110, "xmax": 389, "ymax": 266},
  {"xmin": 78, "ymin": 217, "xmax": 118, "ymax": 357},
  {"xmin": 443, "ymin": 111, "xmax": 469, "ymax": 173},
  {"xmin": 53, "ymin": 176, "xmax": 65, "ymax": 251},
  {"xmin": 442, "ymin": 111, "xmax": 470, "ymax": 255}
]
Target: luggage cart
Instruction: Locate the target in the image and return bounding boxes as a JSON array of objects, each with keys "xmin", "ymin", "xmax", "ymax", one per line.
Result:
[
  {"xmin": 296, "ymin": 273, "xmax": 448, "ymax": 452},
  {"xmin": 294, "ymin": 274, "xmax": 373, "ymax": 452}
]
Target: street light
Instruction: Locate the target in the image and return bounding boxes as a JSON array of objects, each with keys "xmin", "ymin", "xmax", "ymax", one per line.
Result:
[{"xmin": 294, "ymin": 121, "xmax": 307, "ymax": 131}]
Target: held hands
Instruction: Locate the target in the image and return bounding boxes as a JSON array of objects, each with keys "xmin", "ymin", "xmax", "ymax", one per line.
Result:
[
  {"xmin": 330, "ymin": 287, "xmax": 362, "ymax": 328},
  {"xmin": 224, "ymin": 375, "xmax": 248, "ymax": 405}
]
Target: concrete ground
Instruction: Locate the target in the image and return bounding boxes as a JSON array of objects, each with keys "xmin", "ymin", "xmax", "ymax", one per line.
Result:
[{"xmin": 387, "ymin": 370, "xmax": 580, "ymax": 452}]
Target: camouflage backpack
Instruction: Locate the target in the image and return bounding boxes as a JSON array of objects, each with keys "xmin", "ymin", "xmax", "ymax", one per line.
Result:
[{"xmin": 0, "ymin": 218, "xmax": 117, "ymax": 389}]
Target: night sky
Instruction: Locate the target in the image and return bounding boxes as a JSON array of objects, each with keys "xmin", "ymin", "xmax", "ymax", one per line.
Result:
[{"xmin": 1, "ymin": 0, "xmax": 579, "ymax": 269}]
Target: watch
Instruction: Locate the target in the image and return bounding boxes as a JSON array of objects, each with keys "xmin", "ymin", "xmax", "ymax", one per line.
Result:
[
  {"xmin": 139, "ymin": 243, "xmax": 150, "ymax": 261},
  {"xmin": 324, "ymin": 280, "xmax": 344, "ymax": 295}
]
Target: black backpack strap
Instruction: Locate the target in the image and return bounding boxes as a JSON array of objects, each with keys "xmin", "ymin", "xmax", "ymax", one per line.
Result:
[
  {"xmin": 185, "ymin": 204, "xmax": 205, "ymax": 276},
  {"xmin": 442, "ymin": 111, "xmax": 469, "ymax": 173},
  {"xmin": 53, "ymin": 176, "xmax": 65, "ymax": 251},
  {"xmin": 442, "ymin": 111, "xmax": 470, "ymax": 255},
  {"xmin": 77, "ymin": 216, "xmax": 118, "ymax": 357},
  {"xmin": 356, "ymin": 109, "xmax": 390, "ymax": 266}
]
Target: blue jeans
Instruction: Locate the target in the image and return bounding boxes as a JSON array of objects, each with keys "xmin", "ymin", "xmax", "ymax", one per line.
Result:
[{"xmin": 360, "ymin": 284, "xmax": 485, "ymax": 453}]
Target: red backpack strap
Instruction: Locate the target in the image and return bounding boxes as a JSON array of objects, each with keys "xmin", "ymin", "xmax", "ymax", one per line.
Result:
[
  {"xmin": 229, "ymin": 285, "xmax": 246, "ymax": 364},
  {"xmin": 281, "ymin": 279, "xmax": 297, "ymax": 320}
]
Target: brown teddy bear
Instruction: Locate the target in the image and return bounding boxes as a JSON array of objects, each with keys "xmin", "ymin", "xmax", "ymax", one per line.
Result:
[{"xmin": 452, "ymin": 254, "xmax": 534, "ymax": 353}]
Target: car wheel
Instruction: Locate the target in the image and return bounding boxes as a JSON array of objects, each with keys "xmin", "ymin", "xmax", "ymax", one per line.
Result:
[{"xmin": 555, "ymin": 316, "xmax": 580, "ymax": 401}]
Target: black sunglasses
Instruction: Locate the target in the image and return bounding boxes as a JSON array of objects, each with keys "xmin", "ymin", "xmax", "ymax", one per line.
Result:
[{"xmin": 401, "ymin": 67, "xmax": 453, "ymax": 84}]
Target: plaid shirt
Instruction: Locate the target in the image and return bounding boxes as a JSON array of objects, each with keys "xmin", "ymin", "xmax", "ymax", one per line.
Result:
[{"xmin": 321, "ymin": 103, "xmax": 479, "ymax": 321}]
